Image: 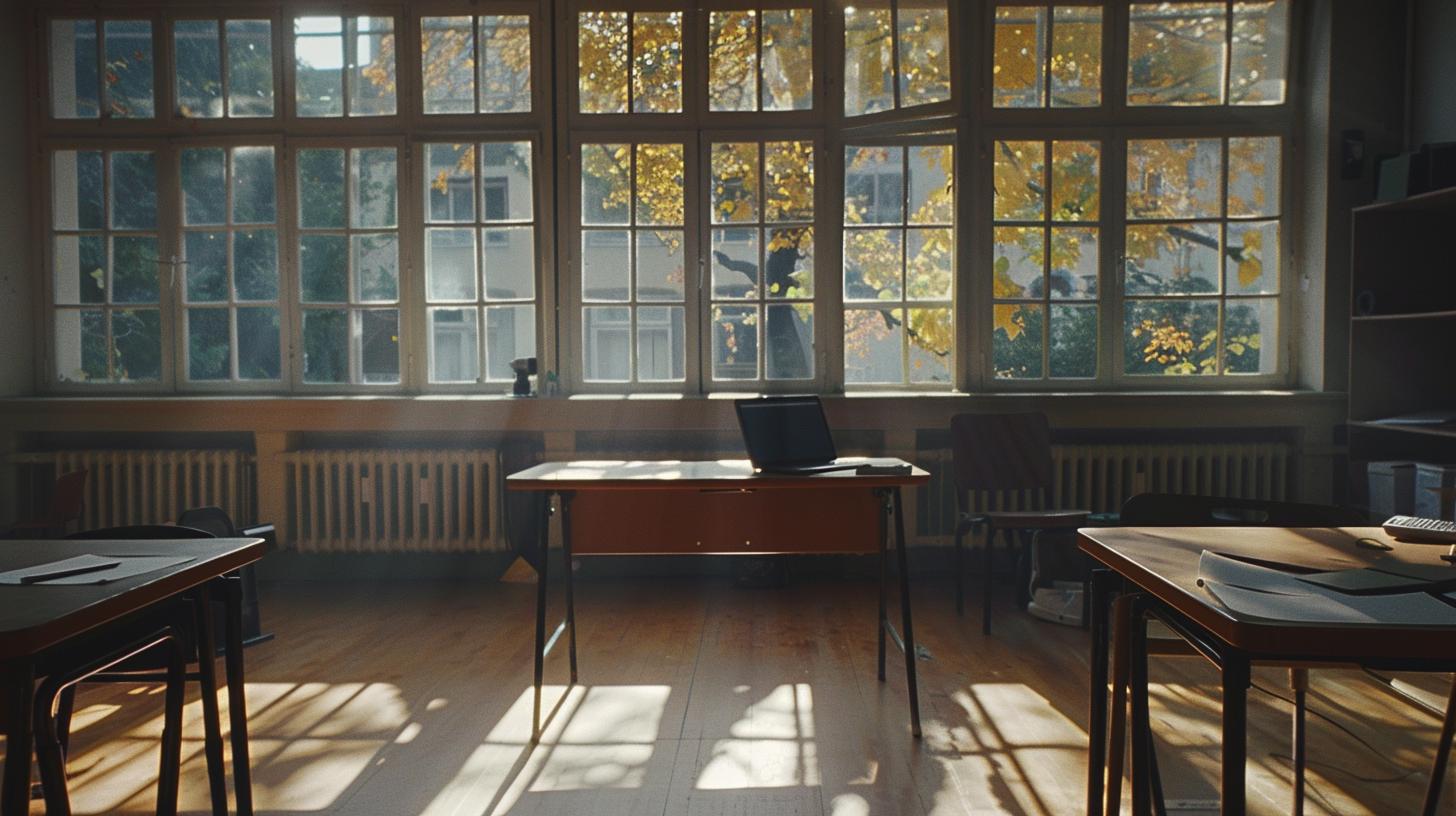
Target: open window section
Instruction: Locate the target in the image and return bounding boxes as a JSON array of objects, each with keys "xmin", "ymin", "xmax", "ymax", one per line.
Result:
[
  {"xmin": 294, "ymin": 15, "xmax": 395, "ymax": 117},
  {"xmin": 421, "ymin": 15, "xmax": 532, "ymax": 114},
  {"xmin": 843, "ymin": 0, "xmax": 950, "ymax": 117},
  {"xmin": 1127, "ymin": 1, "xmax": 1289, "ymax": 106}
]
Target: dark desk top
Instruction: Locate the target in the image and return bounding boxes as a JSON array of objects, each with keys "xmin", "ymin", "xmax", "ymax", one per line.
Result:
[
  {"xmin": 506, "ymin": 458, "xmax": 930, "ymax": 490},
  {"xmin": 0, "ymin": 538, "xmax": 265, "ymax": 661}
]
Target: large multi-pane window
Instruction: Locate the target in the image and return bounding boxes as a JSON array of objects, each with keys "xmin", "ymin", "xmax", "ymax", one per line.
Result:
[{"xmin": 35, "ymin": 1, "xmax": 1300, "ymax": 395}]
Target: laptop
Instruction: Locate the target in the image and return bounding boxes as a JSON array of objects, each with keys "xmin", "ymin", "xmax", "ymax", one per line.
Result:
[{"xmin": 734, "ymin": 395, "xmax": 860, "ymax": 475}]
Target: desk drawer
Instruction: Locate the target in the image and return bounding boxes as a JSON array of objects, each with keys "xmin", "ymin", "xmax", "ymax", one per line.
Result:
[{"xmin": 567, "ymin": 487, "xmax": 882, "ymax": 555}]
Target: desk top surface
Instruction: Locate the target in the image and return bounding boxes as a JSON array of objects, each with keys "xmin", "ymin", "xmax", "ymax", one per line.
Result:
[
  {"xmin": 1079, "ymin": 526, "xmax": 1456, "ymax": 659},
  {"xmin": 507, "ymin": 457, "xmax": 929, "ymax": 490},
  {"xmin": 0, "ymin": 537, "xmax": 265, "ymax": 661}
]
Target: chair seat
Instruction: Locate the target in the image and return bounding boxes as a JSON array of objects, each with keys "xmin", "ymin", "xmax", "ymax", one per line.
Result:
[{"xmin": 985, "ymin": 509, "xmax": 1090, "ymax": 528}]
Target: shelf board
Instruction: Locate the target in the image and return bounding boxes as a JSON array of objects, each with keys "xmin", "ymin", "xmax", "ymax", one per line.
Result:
[
  {"xmin": 1349, "ymin": 420, "xmax": 1456, "ymax": 438},
  {"xmin": 1352, "ymin": 310, "xmax": 1456, "ymax": 322},
  {"xmin": 1354, "ymin": 185, "xmax": 1456, "ymax": 213}
]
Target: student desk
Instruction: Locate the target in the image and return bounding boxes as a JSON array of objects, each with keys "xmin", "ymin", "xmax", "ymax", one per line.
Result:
[
  {"xmin": 1079, "ymin": 525, "xmax": 1456, "ymax": 816},
  {"xmin": 507, "ymin": 458, "xmax": 930, "ymax": 741},
  {"xmin": 0, "ymin": 537, "xmax": 265, "ymax": 816}
]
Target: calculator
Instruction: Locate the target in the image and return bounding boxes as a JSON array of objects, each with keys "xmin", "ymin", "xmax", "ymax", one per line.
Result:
[{"xmin": 1381, "ymin": 515, "xmax": 1456, "ymax": 544}]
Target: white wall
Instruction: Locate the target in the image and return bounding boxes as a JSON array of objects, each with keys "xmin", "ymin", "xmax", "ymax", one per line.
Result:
[
  {"xmin": 0, "ymin": 0, "xmax": 33, "ymax": 396},
  {"xmin": 1412, "ymin": 0, "xmax": 1456, "ymax": 146}
]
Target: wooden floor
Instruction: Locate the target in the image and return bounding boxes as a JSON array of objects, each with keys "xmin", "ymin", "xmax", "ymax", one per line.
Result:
[{"xmin": 10, "ymin": 574, "xmax": 1456, "ymax": 815}]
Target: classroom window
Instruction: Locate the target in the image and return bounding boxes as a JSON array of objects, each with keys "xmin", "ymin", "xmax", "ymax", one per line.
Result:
[
  {"xmin": 993, "ymin": 6, "xmax": 1102, "ymax": 108},
  {"xmin": 708, "ymin": 9, "xmax": 814, "ymax": 112},
  {"xmin": 50, "ymin": 19, "xmax": 155, "ymax": 119},
  {"xmin": 294, "ymin": 16, "xmax": 396, "ymax": 117},
  {"xmin": 843, "ymin": 0, "xmax": 951, "ymax": 116},
  {"xmin": 577, "ymin": 11, "xmax": 683, "ymax": 114},
  {"xmin": 421, "ymin": 14, "xmax": 532, "ymax": 114},
  {"xmin": 174, "ymin": 19, "xmax": 276, "ymax": 118},
  {"xmin": 1127, "ymin": 1, "xmax": 1289, "ymax": 106}
]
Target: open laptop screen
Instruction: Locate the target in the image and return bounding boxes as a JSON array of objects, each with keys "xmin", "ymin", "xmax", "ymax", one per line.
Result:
[{"xmin": 734, "ymin": 395, "xmax": 842, "ymax": 473}]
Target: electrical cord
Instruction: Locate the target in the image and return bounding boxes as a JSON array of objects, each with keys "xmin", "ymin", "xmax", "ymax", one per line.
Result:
[{"xmin": 1249, "ymin": 680, "xmax": 1423, "ymax": 783}]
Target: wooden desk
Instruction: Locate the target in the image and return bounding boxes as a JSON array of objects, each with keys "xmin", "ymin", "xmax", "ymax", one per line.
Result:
[
  {"xmin": 507, "ymin": 458, "xmax": 930, "ymax": 740},
  {"xmin": 0, "ymin": 537, "xmax": 265, "ymax": 816},
  {"xmin": 1079, "ymin": 526, "xmax": 1456, "ymax": 816}
]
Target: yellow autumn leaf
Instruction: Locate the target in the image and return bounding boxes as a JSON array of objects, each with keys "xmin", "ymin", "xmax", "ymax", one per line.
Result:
[{"xmin": 1237, "ymin": 230, "xmax": 1263, "ymax": 287}]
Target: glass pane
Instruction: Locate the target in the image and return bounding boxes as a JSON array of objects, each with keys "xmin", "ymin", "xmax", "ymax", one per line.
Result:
[
  {"xmin": 637, "ymin": 306, "xmax": 684, "ymax": 381},
  {"xmin": 713, "ymin": 229, "xmax": 759, "ymax": 299},
  {"xmin": 426, "ymin": 144, "xmax": 473, "ymax": 223},
  {"xmin": 1049, "ymin": 303, "xmax": 1098, "ymax": 377},
  {"xmin": 582, "ymin": 144, "xmax": 630, "ymax": 225},
  {"xmin": 993, "ymin": 141, "xmax": 1044, "ymax": 221},
  {"xmin": 711, "ymin": 143, "xmax": 759, "ymax": 225},
  {"xmin": 1226, "ymin": 220, "xmax": 1278, "ymax": 294},
  {"xmin": 712, "ymin": 304, "xmax": 759, "ymax": 380},
  {"xmin": 1124, "ymin": 299, "xmax": 1220, "ymax": 375},
  {"xmin": 354, "ymin": 233, "xmax": 399, "ymax": 302},
  {"xmin": 112, "ymin": 235, "xmax": 158, "ymax": 304},
  {"xmin": 350, "ymin": 17, "xmax": 396, "ymax": 116},
  {"xmin": 709, "ymin": 12, "xmax": 757, "ymax": 112},
  {"xmin": 1051, "ymin": 6, "xmax": 1101, "ymax": 106},
  {"xmin": 909, "ymin": 145, "xmax": 952, "ymax": 225},
  {"xmin": 1050, "ymin": 227, "xmax": 1098, "ymax": 299},
  {"xmin": 994, "ymin": 303, "xmax": 1043, "ymax": 378},
  {"xmin": 582, "ymin": 306, "xmax": 631, "ymax": 381},
  {"xmin": 482, "ymin": 142, "xmax": 533, "ymax": 221},
  {"xmin": 899, "ymin": 3, "xmax": 950, "ymax": 107},
  {"xmin": 234, "ymin": 230, "xmax": 278, "ymax": 301},
  {"xmin": 845, "ymin": 308, "xmax": 902, "ymax": 383},
  {"xmin": 111, "ymin": 308, "xmax": 161, "ymax": 380},
  {"xmin": 635, "ymin": 144, "xmax": 683, "ymax": 226},
  {"xmin": 766, "ymin": 141, "xmax": 814, "ymax": 222},
  {"xmin": 766, "ymin": 303, "xmax": 813, "ymax": 379},
  {"xmin": 762, "ymin": 10, "xmax": 813, "ymax": 111},
  {"xmin": 175, "ymin": 20, "xmax": 222, "ymax": 118},
  {"xmin": 53, "ymin": 150, "xmax": 104, "ymax": 231},
  {"xmin": 1228, "ymin": 136, "xmax": 1280, "ymax": 218},
  {"xmin": 181, "ymin": 148, "xmax": 226, "ymax": 226},
  {"xmin": 226, "ymin": 20, "xmax": 274, "ymax": 117},
  {"xmin": 111, "ymin": 152, "xmax": 157, "ymax": 230},
  {"xmin": 429, "ymin": 307, "xmax": 479, "ymax": 383},
  {"xmin": 302, "ymin": 308, "xmax": 348, "ymax": 382},
  {"xmin": 300, "ymin": 234, "xmax": 348, "ymax": 301},
  {"xmin": 352, "ymin": 148, "xmax": 397, "ymax": 229},
  {"xmin": 359, "ymin": 309, "xmax": 400, "ymax": 383},
  {"xmin": 237, "ymin": 307, "xmax": 281, "ymax": 379},
  {"xmin": 295, "ymin": 17, "xmax": 344, "ymax": 117},
  {"xmin": 632, "ymin": 12, "xmax": 682, "ymax": 113},
  {"xmin": 1128, "ymin": 3, "xmax": 1226, "ymax": 105},
  {"xmin": 767, "ymin": 227, "xmax": 813, "ymax": 298},
  {"xmin": 480, "ymin": 16, "xmax": 531, "ymax": 113},
  {"xmin": 1052, "ymin": 141, "xmax": 1099, "ymax": 221},
  {"xmin": 422, "ymin": 17, "xmax": 475, "ymax": 114},
  {"xmin": 636, "ymin": 231, "xmax": 684, "ymax": 302},
  {"xmin": 578, "ymin": 12, "xmax": 628, "ymax": 114},
  {"xmin": 994, "ymin": 6, "xmax": 1044, "ymax": 108},
  {"xmin": 994, "ymin": 226, "xmax": 1042, "ymax": 298},
  {"xmin": 485, "ymin": 305, "xmax": 535, "ymax": 381},
  {"xmin": 1224, "ymin": 298, "xmax": 1275, "ymax": 374},
  {"xmin": 907, "ymin": 308, "xmax": 952, "ymax": 383},
  {"xmin": 187, "ymin": 308, "xmax": 230, "ymax": 380},
  {"xmin": 844, "ymin": 2, "xmax": 893, "ymax": 116},
  {"xmin": 52, "ymin": 310, "xmax": 107, "ymax": 380},
  {"xmin": 298, "ymin": 149, "xmax": 345, "ymax": 229},
  {"xmin": 52, "ymin": 235, "xmax": 106, "ymax": 305},
  {"xmin": 51, "ymin": 20, "xmax": 100, "ymax": 119},
  {"xmin": 844, "ymin": 229, "xmax": 902, "ymax": 300},
  {"xmin": 1231, "ymin": 1, "xmax": 1288, "ymax": 105},
  {"xmin": 1127, "ymin": 139, "xmax": 1222, "ymax": 219},
  {"xmin": 184, "ymin": 231, "xmax": 227, "ymax": 302},
  {"xmin": 482, "ymin": 226, "xmax": 534, "ymax": 299},
  {"xmin": 426, "ymin": 228, "xmax": 477, "ymax": 301},
  {"xmin": 233, "ymin": 147, "xmax": 277, "ymax": 224},
  {"xmin": 1125, "ymin": 223, "xmax": 1219, "ymax": 295},
  {"xmin": 104, "ymin": 21, "xmax": 155, "ymax": 118},
  {"xmin": 582, "ymin": 231, "xmax": 630, "ymax": 301},
  {"xmin": 907, "ymin": 228, "xmax": 952, "ymax": 300},
  {"xmin": 846, "ymin": 146, "xmax": 903, "ymax": 225}
]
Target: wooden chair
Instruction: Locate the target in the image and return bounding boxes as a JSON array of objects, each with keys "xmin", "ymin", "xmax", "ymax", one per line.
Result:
[
  {"xmin": 5, "ymin": 469, "xmax": 87, "ymax": 538},
  {"xmin": 951, "ymin": 412, "xmax": 1088, "ymax": 634}
]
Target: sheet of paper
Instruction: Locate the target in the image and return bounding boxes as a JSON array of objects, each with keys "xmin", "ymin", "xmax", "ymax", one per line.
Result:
[
  {"xmin": 0, "ymin": 554, "xmax": 122, "ymax": 585},
  {"xmin": 1197, "ymin": 551, "xmax": 1309, "ymax": 594},
  {"xmin": 0, "ymin": 555, "xmax": 197, "ymax": 585},
  {"xmin": 1203, "ymin": 579, "xmax": 1456, "ymax": 626}
]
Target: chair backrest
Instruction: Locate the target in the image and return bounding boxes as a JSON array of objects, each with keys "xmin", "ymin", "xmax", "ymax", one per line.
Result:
[
  {"xmin": 1118, "ymin": 493, "xmax": 1367, "ymax": 527},
  {"xmin": 177, "ymin": 506, "xmax": 237, "ymax": 538},
  {"xmin": 66, "ymin": 524, "xmax": 216, "ymax": 540},
  {"xmin": 951, "ymin": 412, "xmax": 1056, "ymax": 494},
  {"xmin": 49, "ymin": 469, "xmax": 89, "ymax": 522}
]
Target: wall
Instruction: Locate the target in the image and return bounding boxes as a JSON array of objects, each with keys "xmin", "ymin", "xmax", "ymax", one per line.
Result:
[
  {"xmin": 1412, "ymin": 0, "xmax": 1456, "ymax": 146},
  {"xmin": 0, "ymin": 0, "xmax": 32, "ymax": 399}
]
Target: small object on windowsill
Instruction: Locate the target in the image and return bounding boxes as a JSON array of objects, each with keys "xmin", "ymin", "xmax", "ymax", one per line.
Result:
[
  {"xmin": 855, "ymin": 463, "xmax": 912, "ymax": 476},
  {"xmin": 510, "ymin": 357, "xmax": 537, "ymax": 397},
  {"xmin": 1368, "ymin": 410, "xmax": 1456, "ymax": 426}
]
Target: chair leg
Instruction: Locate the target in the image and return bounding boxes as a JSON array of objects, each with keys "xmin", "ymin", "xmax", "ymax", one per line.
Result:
[
  {"xmin": 34, "ymin": 680, "xmax": 74, "ymax": 816},
  {"xmin": 1106, "ymin": 594, "xmax": 1133, "ymax": 816},
  {"xmin": 982, "ymin": 521, "xmax": 998, "ymax": 635},
  {"xmin": 56, "ymin": 684, "xmax": 77, "ymax": 759},
  {"xmin": 954, "ymin": 527, "xmax": 965, "ymax": 616},
  {"xmin": 156, "ymin": 639, "xmax": 186, "ymax": 816},
  {"xmin": 1290, "ymin": 668, "xmax": 1307, "ymax": 816},
  {"xmin": 1421, "ymin": 674, "xmax": 1456, "ymax": 816}
]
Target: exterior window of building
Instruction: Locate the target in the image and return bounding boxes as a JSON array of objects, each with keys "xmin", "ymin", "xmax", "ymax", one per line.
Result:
[
  {"xmin": 843, "ymin": 141, "xmax": 954, "ymax": 387},
  {"xmin": 1127, "ymin": 1, "xmax": 1288, "ymax": 106},
  {"xmin": 708, "ymin": 9, "xmax": 814, "ymax": 112},
  {"xmin": 421, "ymin": 15, "xmax": 532, "ymax": 114},
  {"xmin": 843, "ymin": 1, "xmax": 950, "ymax": 117},
  {"xmin": 424, "ymin": 141, "xmax": 537, "ymax": 385},
  {"xmin": 50, "ymin": 19, "xmax": 154, "ymax": 119},
  {"xmin": 294, "ymin": 16, "xmax": 396, "ymax": 118},
  {"xmin": 174, "ymin": 19, "xmax": 276, "ymax": 118},
  {"xmin": 992, "ymin": 6, "xmax": 1102, "ymax": 108},
  {"xmin": 181, "ymin": 146, "xmax": 282, "ymax": 382},
  {"xmin": 296, "ymin": 147, "xmax": 401, "ymax": 384},
  {"xmin": 578, "ymin": 11, "xmax": 683, "ymax": 114}
]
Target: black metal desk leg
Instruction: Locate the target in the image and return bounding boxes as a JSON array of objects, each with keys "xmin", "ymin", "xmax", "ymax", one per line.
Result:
[
  {"xmin": 877, "ymin": 489, "xmax": 889, "ymax": 683},
  {"xmin": 560, "ymin": 492, "xmax": 578, "ymax": 684},
  {"xmin": 190, "ymin": 585, "xmax": 228, "ymax": 816},
  {"xmin": 532, "ymin": 492, "xmax": 553, "ymax": 743},
  {"xmin": 1088, "ymin": 568, "xmax": 1113, "ymax": 816},
  {"xmin": 892, "ymin": 487, "xmax": 922, "ymax": 738},
  {"xmin": 3, "ymin": 660, "xmax": 35, "ymax": 816},
  {"xmin": 1222, "ymin": 652, "xmax": 1250, "ymax": 816},
  {"xmin": 223, "ymin": 576, "xmax": 255, "ymax": 816},
  {"xmin": 1129, "ymin": 597, "xmax": 1151, "ymax": 816}
]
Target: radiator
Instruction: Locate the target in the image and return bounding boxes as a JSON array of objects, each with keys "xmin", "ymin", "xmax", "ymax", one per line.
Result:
[
  {"xmin": 11, "ymin": 449, "xmax": 256, "ymax": 531},
  {"xmin": 917, "ymin": 441, "xmax": 1295, "ymax": 539},
  {"xmin": 280, "ymin": 449, "xmax": 503, "ymax": 553}
]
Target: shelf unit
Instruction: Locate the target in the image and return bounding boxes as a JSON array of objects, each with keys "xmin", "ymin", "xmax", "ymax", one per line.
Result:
[{"xmin": 1349, "ymin": 186, "xmax": 1456, "ymax": 464}]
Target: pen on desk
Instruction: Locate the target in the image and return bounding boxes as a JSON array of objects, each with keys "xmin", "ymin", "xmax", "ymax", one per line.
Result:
[{"xmin": 19, "ymin": 561, "xmax": 120, "ymax": 584}]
